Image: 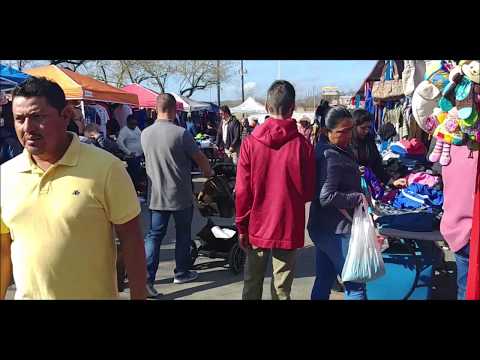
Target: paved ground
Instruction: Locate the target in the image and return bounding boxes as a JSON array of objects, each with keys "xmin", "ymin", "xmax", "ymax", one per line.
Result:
[{"xmin": 5, "ymin": 177, "xmax": 457, "ymax": 300}]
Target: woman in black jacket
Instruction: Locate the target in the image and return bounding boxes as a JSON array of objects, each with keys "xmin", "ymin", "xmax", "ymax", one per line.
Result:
[
  {"xmin": 307, "ymin": 106, "xmax": 367, "ymax": 300},
  {"xmin": 350, "ymin": 109, "xmax": 391, "ymax": 184}
]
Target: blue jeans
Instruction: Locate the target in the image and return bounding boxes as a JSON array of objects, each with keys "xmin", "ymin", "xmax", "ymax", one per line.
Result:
[
  {"xmin": 144, "ymin": 206, "xmax": 193, "ymax": 284},
  {"xmin": 310, "ymin": 233, "xmax": 367, "ymax": 300},
  {"xmin": 454, "ymin": 243, "xmax": 470, "ymax": 300}
]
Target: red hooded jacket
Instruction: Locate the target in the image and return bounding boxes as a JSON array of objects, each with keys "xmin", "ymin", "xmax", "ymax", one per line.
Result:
[{"xmin": 235, "ymin": 118, "xmax": 315, "ymax": 250}]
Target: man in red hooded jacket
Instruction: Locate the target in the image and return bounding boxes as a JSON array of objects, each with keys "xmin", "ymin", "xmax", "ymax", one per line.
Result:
[{"xmin": 235, "ymin": 80, "xmax": 315, "ymax": 300}]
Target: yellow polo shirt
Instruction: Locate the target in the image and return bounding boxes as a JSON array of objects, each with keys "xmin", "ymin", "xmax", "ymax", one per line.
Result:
[
  {"xmin": 0, "ymin": 217, "xmax": 8, "ymax": 234},
  {"xmin": 0, "ymin": 133, "xmax": 140, "ymax": 299}
]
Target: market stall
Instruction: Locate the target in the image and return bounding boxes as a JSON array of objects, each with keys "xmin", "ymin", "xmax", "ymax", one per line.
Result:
[
  {"xmin": 121, "ymin": 83, "xmax": 185, "ymax": 111},
  {"xmin": 24, "ymin": 65, "xmax": 139, "ymax": 106},
  {"xmin": 25, "ymin": 65, "xmax": 139, "ymax": 136},
  {"xmin": 0, "ymin": 64, "xmax": 31, "ymax": 91},
  {"xmin": 362, "ymin": 60, "xmax": 480, "ymax": 299},
  {"xmin": 231, "ymin": 96, "xmax": 266, "ymax": 114}
]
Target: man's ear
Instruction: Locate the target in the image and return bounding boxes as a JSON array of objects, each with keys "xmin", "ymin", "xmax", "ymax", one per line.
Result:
[
  {"xmin": 61, "ymin": 104, "xmax": 74, "ymax": 125},
  {"xmin": 289, "ymin": 103, "xmax": 296, "ymax": 115}
]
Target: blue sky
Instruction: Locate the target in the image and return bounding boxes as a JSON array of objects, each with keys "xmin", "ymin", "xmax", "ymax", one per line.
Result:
[{"xmin": 165, "ymin": 60, "xmax": 377, "ymax": 102}]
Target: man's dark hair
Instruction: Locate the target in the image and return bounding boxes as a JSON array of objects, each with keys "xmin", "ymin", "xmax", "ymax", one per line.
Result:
[
  {"xmin": 156, "ymin": 93, "xmax": 177, "ymax": 113},
  {"xmin": 325, "ymin": 106, "xmax": 352, "ymax": 130},
  {"xmin": 127, "ymin": 114, "xmax": 135, "ymax": 123},
  {"xmin": 12, "ymin": 77, "xmax": 67, "ymax": 114},
  {"xmin": 352, "ymin": 108, "xmax": 372, "ymax": 126},
  {"xmin": 84, "ymin": 123, "xmax": 99, "ymax": 134},
  {"xmin": 266, "ymin": 80, "xmax": 295, "ymax": 116},
  {"xmin": 219, "ymin": 105, "xmax": 231, "ymax": 116}
]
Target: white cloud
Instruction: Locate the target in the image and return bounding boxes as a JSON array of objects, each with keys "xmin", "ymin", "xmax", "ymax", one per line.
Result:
[{"xmin": 244, "ymin": 82, "xmax": 256, "ymax": 92}]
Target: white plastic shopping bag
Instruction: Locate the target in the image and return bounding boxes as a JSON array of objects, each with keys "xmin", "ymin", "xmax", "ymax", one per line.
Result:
[{"xmin": 341, "ymin": 202, "xmax": 386, "ymax": 283}]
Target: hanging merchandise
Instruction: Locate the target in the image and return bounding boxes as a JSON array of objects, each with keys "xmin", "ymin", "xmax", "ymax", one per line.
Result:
[
  {"xmin": 412, "ymin": 60, "xmax": 480, "ymax": 166},
  {"xmin": 402, "ymin": 60, "xmax": 427, "ymax": 97},
  {"xmin": 383, "ymin": 105, "xmax": 406, "ymax": 139},
  {"xmin": 372, "ymin": 61, "xmax": 404, "ymax": 102},
  {"xmin": 90, "ymin": 103, "xmax": 109, "ymax": 137}
]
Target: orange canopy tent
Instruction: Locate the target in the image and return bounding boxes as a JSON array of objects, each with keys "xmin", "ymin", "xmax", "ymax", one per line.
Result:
[{"xmin": 24, "ymin": 65, "xmax": 139, "ymax": 106}]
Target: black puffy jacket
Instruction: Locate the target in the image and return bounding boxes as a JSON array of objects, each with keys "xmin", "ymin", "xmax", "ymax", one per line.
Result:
[
  {"xmin": 308, "ymin": 142, "xmax": 363, "ymax": 235},
  {"xmin": 351, "ymin": 133, "xmax": 390, "ymax": 184}
]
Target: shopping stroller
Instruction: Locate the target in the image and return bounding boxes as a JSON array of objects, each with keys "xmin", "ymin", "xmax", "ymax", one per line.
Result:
[{"xmin": 191, "ymin": 163, "xmax": 245, "ymax": 274}]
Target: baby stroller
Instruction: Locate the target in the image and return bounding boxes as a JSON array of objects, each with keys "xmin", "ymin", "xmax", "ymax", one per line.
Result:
[{"xmin": 191, "ymin": 163, "xmax": 245, "ymax": 274}]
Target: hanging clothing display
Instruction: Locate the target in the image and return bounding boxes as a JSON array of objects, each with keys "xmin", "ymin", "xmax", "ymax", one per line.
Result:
[
  {"xmin": 90, "ymin": 103, "xmax": 110, "ymax": 137},
  {"xmin": 114, "ymin": 104, "xmax": 133, "ymax": 129}
]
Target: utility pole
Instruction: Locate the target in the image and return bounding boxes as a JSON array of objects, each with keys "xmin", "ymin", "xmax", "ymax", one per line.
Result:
[
  {"xmin": 241, "ymin": 60, "xmax": 245, "ymax": 103},
  {"xmin": 216, "ymin": 60, "xmax": 221, "ymax": 106}
]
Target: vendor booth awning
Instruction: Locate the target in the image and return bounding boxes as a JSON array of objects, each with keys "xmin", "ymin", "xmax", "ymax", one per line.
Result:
[
  {"xmin": 24, "ymin": 65, "xmax": 139, "ymax": 106},
  {"xmin": 121, "ymin": 83, "xmax": 159, "ymax": 109},
  {"xmin": 231, "ymin": 97, "xmax": 266, "ymax": 114},
  {"xmin": 0, "ymin": 64, "xmax": 31, "ymax": 91},
  {"xmin": 122, "ymin": 84, "xmax": 184, "ymax": 111}
]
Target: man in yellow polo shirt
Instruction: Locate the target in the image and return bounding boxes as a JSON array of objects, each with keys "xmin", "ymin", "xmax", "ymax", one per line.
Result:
[{"xmin": 0, "ymin": 77, "xmax": 147, "ymax": 300}]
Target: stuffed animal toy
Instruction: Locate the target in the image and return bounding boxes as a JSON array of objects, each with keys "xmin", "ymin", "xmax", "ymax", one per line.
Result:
[
  {"xmin": 429, "ymin": 107, "xmax": 464, "ymax": 165},
  {"xmin": 428, "ymin": 60, "xmax": 480, "ymax": 164},
  {"xmin": 412, "ymin": 61, "xmax": 450, "ymax": 133}
]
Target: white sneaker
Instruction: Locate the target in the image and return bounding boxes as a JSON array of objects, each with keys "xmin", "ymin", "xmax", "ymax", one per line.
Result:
[
  {"xmin": 173, "ymin": 270, "xmax": 199, "ymax": 284},
  {"xmin": 146, "ymin": 283, "xmax": 160, "ymax": 298}
]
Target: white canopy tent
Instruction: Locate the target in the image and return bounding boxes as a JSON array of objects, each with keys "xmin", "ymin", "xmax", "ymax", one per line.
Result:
[
  {"xmin": 170, "ymin": 92, "xmax": 211, "ymax": 112},
  {"xmin": 231, "ymin": 97, "xmax": 266, "ymax": 114}
]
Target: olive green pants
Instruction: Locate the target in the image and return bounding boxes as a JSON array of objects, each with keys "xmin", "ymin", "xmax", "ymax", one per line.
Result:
[{"xmin": 242, "ymin": 248, "xmax": 297, "ymax": 300}]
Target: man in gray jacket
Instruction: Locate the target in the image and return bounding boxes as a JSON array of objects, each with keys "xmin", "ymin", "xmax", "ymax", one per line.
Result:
[{"xmin": 141, "ymin": 93, "xmax": 213, "ymax": 298}]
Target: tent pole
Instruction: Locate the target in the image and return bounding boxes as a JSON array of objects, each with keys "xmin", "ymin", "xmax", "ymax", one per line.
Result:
[{"xmin": 80, "ymin": 100, "xmax": 86, "ymax": 119}]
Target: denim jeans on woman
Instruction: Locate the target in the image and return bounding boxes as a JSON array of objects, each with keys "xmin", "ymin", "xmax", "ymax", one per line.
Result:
[
  {"xmin": 309, "ymin": 232, "xmax": 367, "ymax": 300},
  {"xmin": 144, "ymin": 206, "xmax": 193, "ymax": 284},
  {"xmin": 454, "ymin": 243, "xmax": 470, "ymax": 300}
]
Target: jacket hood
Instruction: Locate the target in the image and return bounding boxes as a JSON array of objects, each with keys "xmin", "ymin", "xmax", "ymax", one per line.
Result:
[{"xmin": 251, "ymin": 118, "xmax": 299, "ymax": 149}]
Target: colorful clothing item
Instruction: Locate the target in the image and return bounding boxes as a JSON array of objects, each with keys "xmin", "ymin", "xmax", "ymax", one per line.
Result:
[
  {"xmin": 393, "ymin": 183, "xmax": 444, "ymax": 210},
  {"xmin": 406, "ymin": 172, "xmax": 440, "ymax": 188}
]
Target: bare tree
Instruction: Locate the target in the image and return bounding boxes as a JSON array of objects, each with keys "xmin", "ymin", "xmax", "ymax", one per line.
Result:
[
  {"xmin": 136, "ymin": 60, "xmax": 177, "ymax": 93},
  {"xmin": 81, "ymin": 60, "xmax": 121, "ymax": 85},
  {"xmin": 50, "ymin": 60, "xmax": 90, "ymax": 72},
  {"xmin": 1, "ymin": 60, "xmax": 40, "ymax": 71},
  {"xmin": 175, "ymin": 60, "xmax": 234, "ymax": 98},
  {"xmin": 82, "ymin": 60, "xmax": 175, "ymax": 91}
]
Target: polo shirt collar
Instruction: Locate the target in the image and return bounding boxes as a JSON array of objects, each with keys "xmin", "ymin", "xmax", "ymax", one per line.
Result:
[{"xmin": 14, "ymin": 132, "xmax": 80, "ymax": 173}]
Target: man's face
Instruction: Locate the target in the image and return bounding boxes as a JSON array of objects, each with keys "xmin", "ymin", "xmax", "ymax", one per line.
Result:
[
  {"xmin": 12, "ymin": 96, "xmax": 69, "ymax": 157},
  {"xmin": 220, "ymin": 110, "xmax": 229, "ymax": 121}
]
